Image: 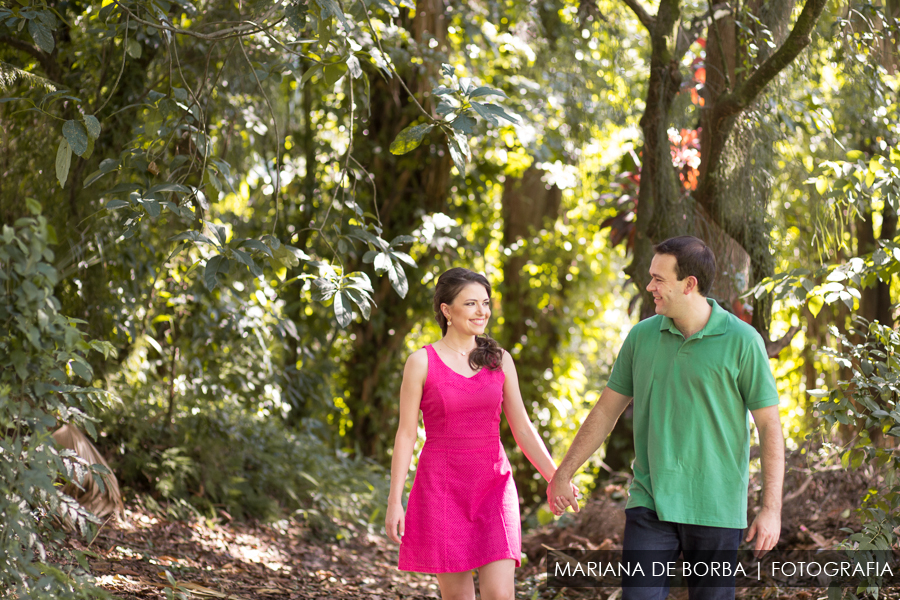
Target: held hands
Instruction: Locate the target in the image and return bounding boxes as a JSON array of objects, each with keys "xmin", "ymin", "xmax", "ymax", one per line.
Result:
[
  {"xmin": 745, "ymin": 506, "xmax": 781, "ymax": 558},
  {"xmin": 385, "ymin": 502, "xmax": 405, "ymax": 544},
  {"xmin": 547, "ymin": 474, "xmax": 581, "ymax": 516}
]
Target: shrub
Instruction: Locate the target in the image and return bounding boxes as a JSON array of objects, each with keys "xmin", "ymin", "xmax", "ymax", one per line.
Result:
[{"xmin": 0, "ymin": 200, "xmax": 113, "ymax": 599}]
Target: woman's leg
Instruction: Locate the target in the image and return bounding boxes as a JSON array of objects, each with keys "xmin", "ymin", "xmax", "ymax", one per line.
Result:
[
  {"xmin": 436, "ymin": 570, "xmax": 476, "ymax": 600},
  {"xmin": 476, "ymin": 559, "xmax": 516, "ymax": 600}
]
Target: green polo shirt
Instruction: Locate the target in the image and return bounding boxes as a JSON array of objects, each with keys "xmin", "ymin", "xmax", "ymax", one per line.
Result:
[{"xmin": 606, "ymin": 299, "xmax": 780, "ymax": 529}]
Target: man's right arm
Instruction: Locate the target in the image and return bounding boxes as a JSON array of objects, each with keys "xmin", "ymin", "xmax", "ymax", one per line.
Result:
[{"xmin": 547, "ymin": 386, "xmax": 632, "ymax": 513}]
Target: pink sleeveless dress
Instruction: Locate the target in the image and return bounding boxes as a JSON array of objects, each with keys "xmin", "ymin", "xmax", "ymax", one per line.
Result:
[{"xmin": 397, "ymin": 344, "xmax": 521, "ymax": 573}]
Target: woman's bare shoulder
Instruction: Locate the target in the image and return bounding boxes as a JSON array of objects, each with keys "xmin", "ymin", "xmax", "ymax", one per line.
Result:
[{"xmin": 404, "ymin": 347, "xmax": 430, "ymax": 375}]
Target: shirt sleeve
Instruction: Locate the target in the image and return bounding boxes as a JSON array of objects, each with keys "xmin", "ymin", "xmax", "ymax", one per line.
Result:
[
  {"xmin": 738, "ymin": 332, "xmax": 781, "ymax": 411},
  {"xmin": 606, "ymin": 328, "xmax": 636, "ymax": 397}
]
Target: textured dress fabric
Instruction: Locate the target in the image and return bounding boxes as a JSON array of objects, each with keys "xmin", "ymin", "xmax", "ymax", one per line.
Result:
[{"xmin": 398, "ymin": 344, "xmax": 522, "ymax": 573}]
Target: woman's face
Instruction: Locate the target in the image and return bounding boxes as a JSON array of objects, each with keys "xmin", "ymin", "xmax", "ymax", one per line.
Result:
[{"xmin": 442, "ymin": 282, "xmax": 491, "ymax": 336}]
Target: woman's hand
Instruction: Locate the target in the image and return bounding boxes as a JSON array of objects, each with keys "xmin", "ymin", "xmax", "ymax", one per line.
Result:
[
  {"xmin": 547, "ymin": 474, "xmax": 580, "ymax": 516},
  {"xmin": 385, "ymin": 501, "xmax": 406, "ymax": 544}
]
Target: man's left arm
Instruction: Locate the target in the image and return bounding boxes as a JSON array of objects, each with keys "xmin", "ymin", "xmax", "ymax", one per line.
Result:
[{"xmin": 746, "ymin": 405, "xmax": 784, "ymax": 558}]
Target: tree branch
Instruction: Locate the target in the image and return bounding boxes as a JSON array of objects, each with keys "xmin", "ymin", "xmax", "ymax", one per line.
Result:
[
  {"xmin": 0, "ymin": 36, "xmax": 58, "ymax": 80},
  {"xmin": 765, "ymin": 325, "xmax": 800, "ymax": 358},
  {"xmin": 674, "ymin": 2, "xmax": 732, "ymax": 61},
  {"xmin": 110, "ymin": 0, "xmax": 282, "ymax": 41},
  {"xmin": 716, "ymin": 0, "xmax": 828, "ymax": 116},
  {"xmin": 621, "ymin": 0, "xmax": 655, "ymax": 31}
]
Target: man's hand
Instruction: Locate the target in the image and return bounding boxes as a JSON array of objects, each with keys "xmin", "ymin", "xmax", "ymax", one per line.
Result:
[
  {"xmin": 547, "ymin": 474, "xmax": 580, "ymax": 516},
  {"xmin": 745, "ymin": 507, "xmax": 780, "ymax": 558}
]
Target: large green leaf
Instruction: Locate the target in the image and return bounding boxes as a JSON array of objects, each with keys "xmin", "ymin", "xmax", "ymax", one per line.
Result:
[
  {"xmin": 387, "ymin": 259, "xmax": 408, "ymax": 298},
  {"xmin": 389, "ymin": 123, "xmax": 434, "ymax": 155},
  {"xmin": 470, "ymin": 101, "xmax": 520, "ymax": 125},
  {"xmin": 313, "ymin": 0, "xmax": 349, "ymax": 29},
  {"xmin": 333, "ymin": 290, "xmax": 352, "ymax": 327},
  {"xmin": 449, "ymin": 113, "xmax": 477, "ymax": 135},
  {"xmin": 204, "ymin": 255, "xmax": 229, "ymax": 290},
  {"xmin": 83, "ymin": 115, "xmax": 101, "ymax": 140},
  {"xmin": 62, "ymin": 120, "xmax": 89, "ymax": 156},
  {"xmin": 324, "ymin": 63, "xmax": 348, "ymax": 86},
  {"xmin": 28, "ymin": 20, "xmax": 54, "ymax": 53},
  {"xmin": 468, "ymin": 86, "xmax": 506, "ymax": 99},
  {"xmin": 56, "ymin": 138, "xmax": 72, "ymax": 187}
]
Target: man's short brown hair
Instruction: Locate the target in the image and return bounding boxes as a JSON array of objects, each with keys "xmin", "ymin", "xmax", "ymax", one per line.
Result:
[{"xmin": 653, "ymin": 236, "xmax": 717, "ymax": 296}]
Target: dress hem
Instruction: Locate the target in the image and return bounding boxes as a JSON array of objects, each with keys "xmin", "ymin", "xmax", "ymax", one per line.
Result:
[{"xmin": 397, "ymin": 553, "xmax": 521, "ymax": 574}]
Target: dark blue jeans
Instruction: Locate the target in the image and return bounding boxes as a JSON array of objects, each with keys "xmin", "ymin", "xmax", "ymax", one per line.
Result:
[{"xmin": 621, "ymin": 506, "xmax": 742, "ymax": 600}]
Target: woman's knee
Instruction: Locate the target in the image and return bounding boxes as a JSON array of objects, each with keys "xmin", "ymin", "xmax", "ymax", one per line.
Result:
[
  {"xmin": 478, "ymin": 583, "xmax": 514, "ymax": 600},
  {"xmin": 436, "ymin": 572, "xmax": 475, "ymax": 600},
  {"xmin": 477, "ymin": 558, "xmax": 516, "ymax": 600}
]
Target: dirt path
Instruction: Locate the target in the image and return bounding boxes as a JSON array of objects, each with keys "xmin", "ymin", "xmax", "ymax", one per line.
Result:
[{"xmin": 71, "ymin": 449, "xmax": 897, "ymax": 599}]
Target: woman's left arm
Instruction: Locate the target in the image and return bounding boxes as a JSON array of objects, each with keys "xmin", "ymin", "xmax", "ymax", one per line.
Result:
[{"xmin": 501, "ymin": 351, "xmax": 558, "ymax": 482}]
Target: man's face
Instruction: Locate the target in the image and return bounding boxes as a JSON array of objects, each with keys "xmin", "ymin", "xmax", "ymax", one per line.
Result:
[{"xmin": 646, "ymin": 253, "xmax": 688, "ymax": 317}]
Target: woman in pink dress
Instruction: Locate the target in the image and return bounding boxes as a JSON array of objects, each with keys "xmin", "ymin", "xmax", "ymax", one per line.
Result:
[{"xmin": 385, "ymin": 267, "xmax": 573, "ymax": 600}]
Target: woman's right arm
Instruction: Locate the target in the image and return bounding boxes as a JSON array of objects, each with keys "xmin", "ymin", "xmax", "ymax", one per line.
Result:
[{"xmin": 385, "ymin": 348, "xmax": 427, "ymax": 544}]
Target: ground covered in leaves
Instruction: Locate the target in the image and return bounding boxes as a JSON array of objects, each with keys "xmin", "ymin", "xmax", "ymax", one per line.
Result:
[{"xmin": 68, "ymin": 448, "xmax": 898, "ymax": 599}]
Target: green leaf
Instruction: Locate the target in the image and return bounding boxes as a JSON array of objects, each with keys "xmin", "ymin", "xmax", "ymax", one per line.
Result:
[
  {"xmin": 148, "ymin": 183, "xmax": 191, "ymax": 195},
  {"xmin": 299, "ymin": 64, "xmax": 323, "ymax": 88},
  {"xmin": 141, "ymin": 199, "xmax": 160, "ymax": 217},
  {"xmin": 99, "ymin": 158, "xmax": 119, "ymax": 173},
  {"xmin": 211, "ymin": 224, "xmax": 228, "ymax": 245},
  {"xmin": 231, "ymin": 248, "xmax": 263, "ymax": 277},
  {"xmin": 470, "ymin": 101, "xmax": 520, "ymax": 125},
  {"xmin": 468, "ymin": 86, "xmax": 506, "ymax": 99},
  {"xmin": 28, "ymin": 20, "xmax": 54, "ymax": 53},
  {"xmin": 827, "ymin": 585, "xmax": 842, "ymax": 600},
  {"xmin": 390, "ymin": 123, "xmax": 434, "ymax": 155},
  {"xmin": 447, "ymin": 134, "xmax": 466, "ymax": 172},
  {"xmin": 56, "ymin": 138, "xmax": 72, "ymax": 187},
  {"xmin": 344, "ymin": 287, "xmax": 372, "ymax": 319},
  {"xmin": 313, "ymin": 0, "xmax": 349, "ymax": 29},
  {"xmin": 313, "ymin": 277, "xmax": 338, "ymax": 301},
  {"xmin": 436, "ymin": 101, "xmax": 456, "ymax": 116},
  {"xmin": 390, "ymin": 235, "xmax": 415, "ymax": 246},
  {"xmin": 333, "ymin": 290, "xmax": 352, "ymax": 327},
  {"xmin": 449, "ymin": 114, "xmax": 477, "ymax": 135},
  {"xmin": 70, "ymin": 359, "xmax": 92, "ymax": 382},
  {"xmin": 324, "ymin": 63, "xmax": 348, "ymax": 86},
  {"xmin": 106, "ymin": 199, "xmax": 130, "ymax": 210},
  {"xmin": 240, "ymin": 239, "xmax": 274, "ymax": 257},
  {"xmin": 390, "ymin": 250, "xmax": 416, "ymax": 267},
  {"xmin": 347, "ymin": 55, "xmax": 362, "ymax": 79},
  {"xmin": 62, "ymin": 120, "xmax": 89, "ymax": 156},
  {"xmin": 373, "ymin": 251, "xmax": 391, "ymax": 273},
  {"xmin": 84, "ymin": 169, "xmax": 109, "ymax": 188},
  {"xmin": 83, "ymin": 115, "xmax": 101, "ymax": 139},
  {"xmin": 204, "ymin": 255, "xmax": 229, "ymax": 290},
  {"xmin": 387, "ymin": 259, "xmax": 409, "ymax": 298},
  {"xmin": 126, "ymin": 38, "xmax": 142, "ymax": 59}
]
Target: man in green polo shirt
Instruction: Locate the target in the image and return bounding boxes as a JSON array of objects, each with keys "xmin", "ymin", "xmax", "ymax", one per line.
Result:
[{"xmin": 548, "ymin": 236, "xmax": 784, "ymax": 600}]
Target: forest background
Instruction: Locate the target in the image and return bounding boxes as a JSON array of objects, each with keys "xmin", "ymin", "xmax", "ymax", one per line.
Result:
[{"xmin": 1, "ymin": 0, "xmax": 899, "ymax": 598}]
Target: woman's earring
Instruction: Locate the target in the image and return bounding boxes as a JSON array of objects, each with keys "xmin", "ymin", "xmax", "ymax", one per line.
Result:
[{"xmin": 447, "ymin": 319, "xmax": 452, "ymax": 327}]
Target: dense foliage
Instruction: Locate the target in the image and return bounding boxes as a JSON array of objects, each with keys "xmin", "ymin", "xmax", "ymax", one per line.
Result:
[
  {"xmin": 1, "ymin": 0, "xmax": 899, "ymax": 598},
  {"xmin": 0, "ymin": 203, "xmax": 111, "ymax": 599}
]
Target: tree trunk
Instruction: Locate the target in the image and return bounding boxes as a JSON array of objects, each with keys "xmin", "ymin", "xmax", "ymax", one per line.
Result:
[
  {"xmin": 342, "ymin": 0, "xmax": 452, "ymax": 458},
  {"xmin": 625, "ymin": 0, "xmax": 827, "ymax": 340},
  {"xmin": 496, "ymin": 167, "xmax": 565, "ymax": 506},
  {"xmin": 625, "ymin": 0, "xmax": 691, "ymax": 319}
]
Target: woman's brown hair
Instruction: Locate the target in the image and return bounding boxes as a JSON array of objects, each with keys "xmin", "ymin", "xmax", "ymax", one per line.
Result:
[{"xmin": 433, "ymin": 268, "xmax": 504, "ymax": 371}]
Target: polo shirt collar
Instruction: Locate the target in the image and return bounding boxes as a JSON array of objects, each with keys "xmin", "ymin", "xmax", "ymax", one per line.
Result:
[{"xmin": 659, "ymin": 298, "xmax": 729, "ymax": 339}]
